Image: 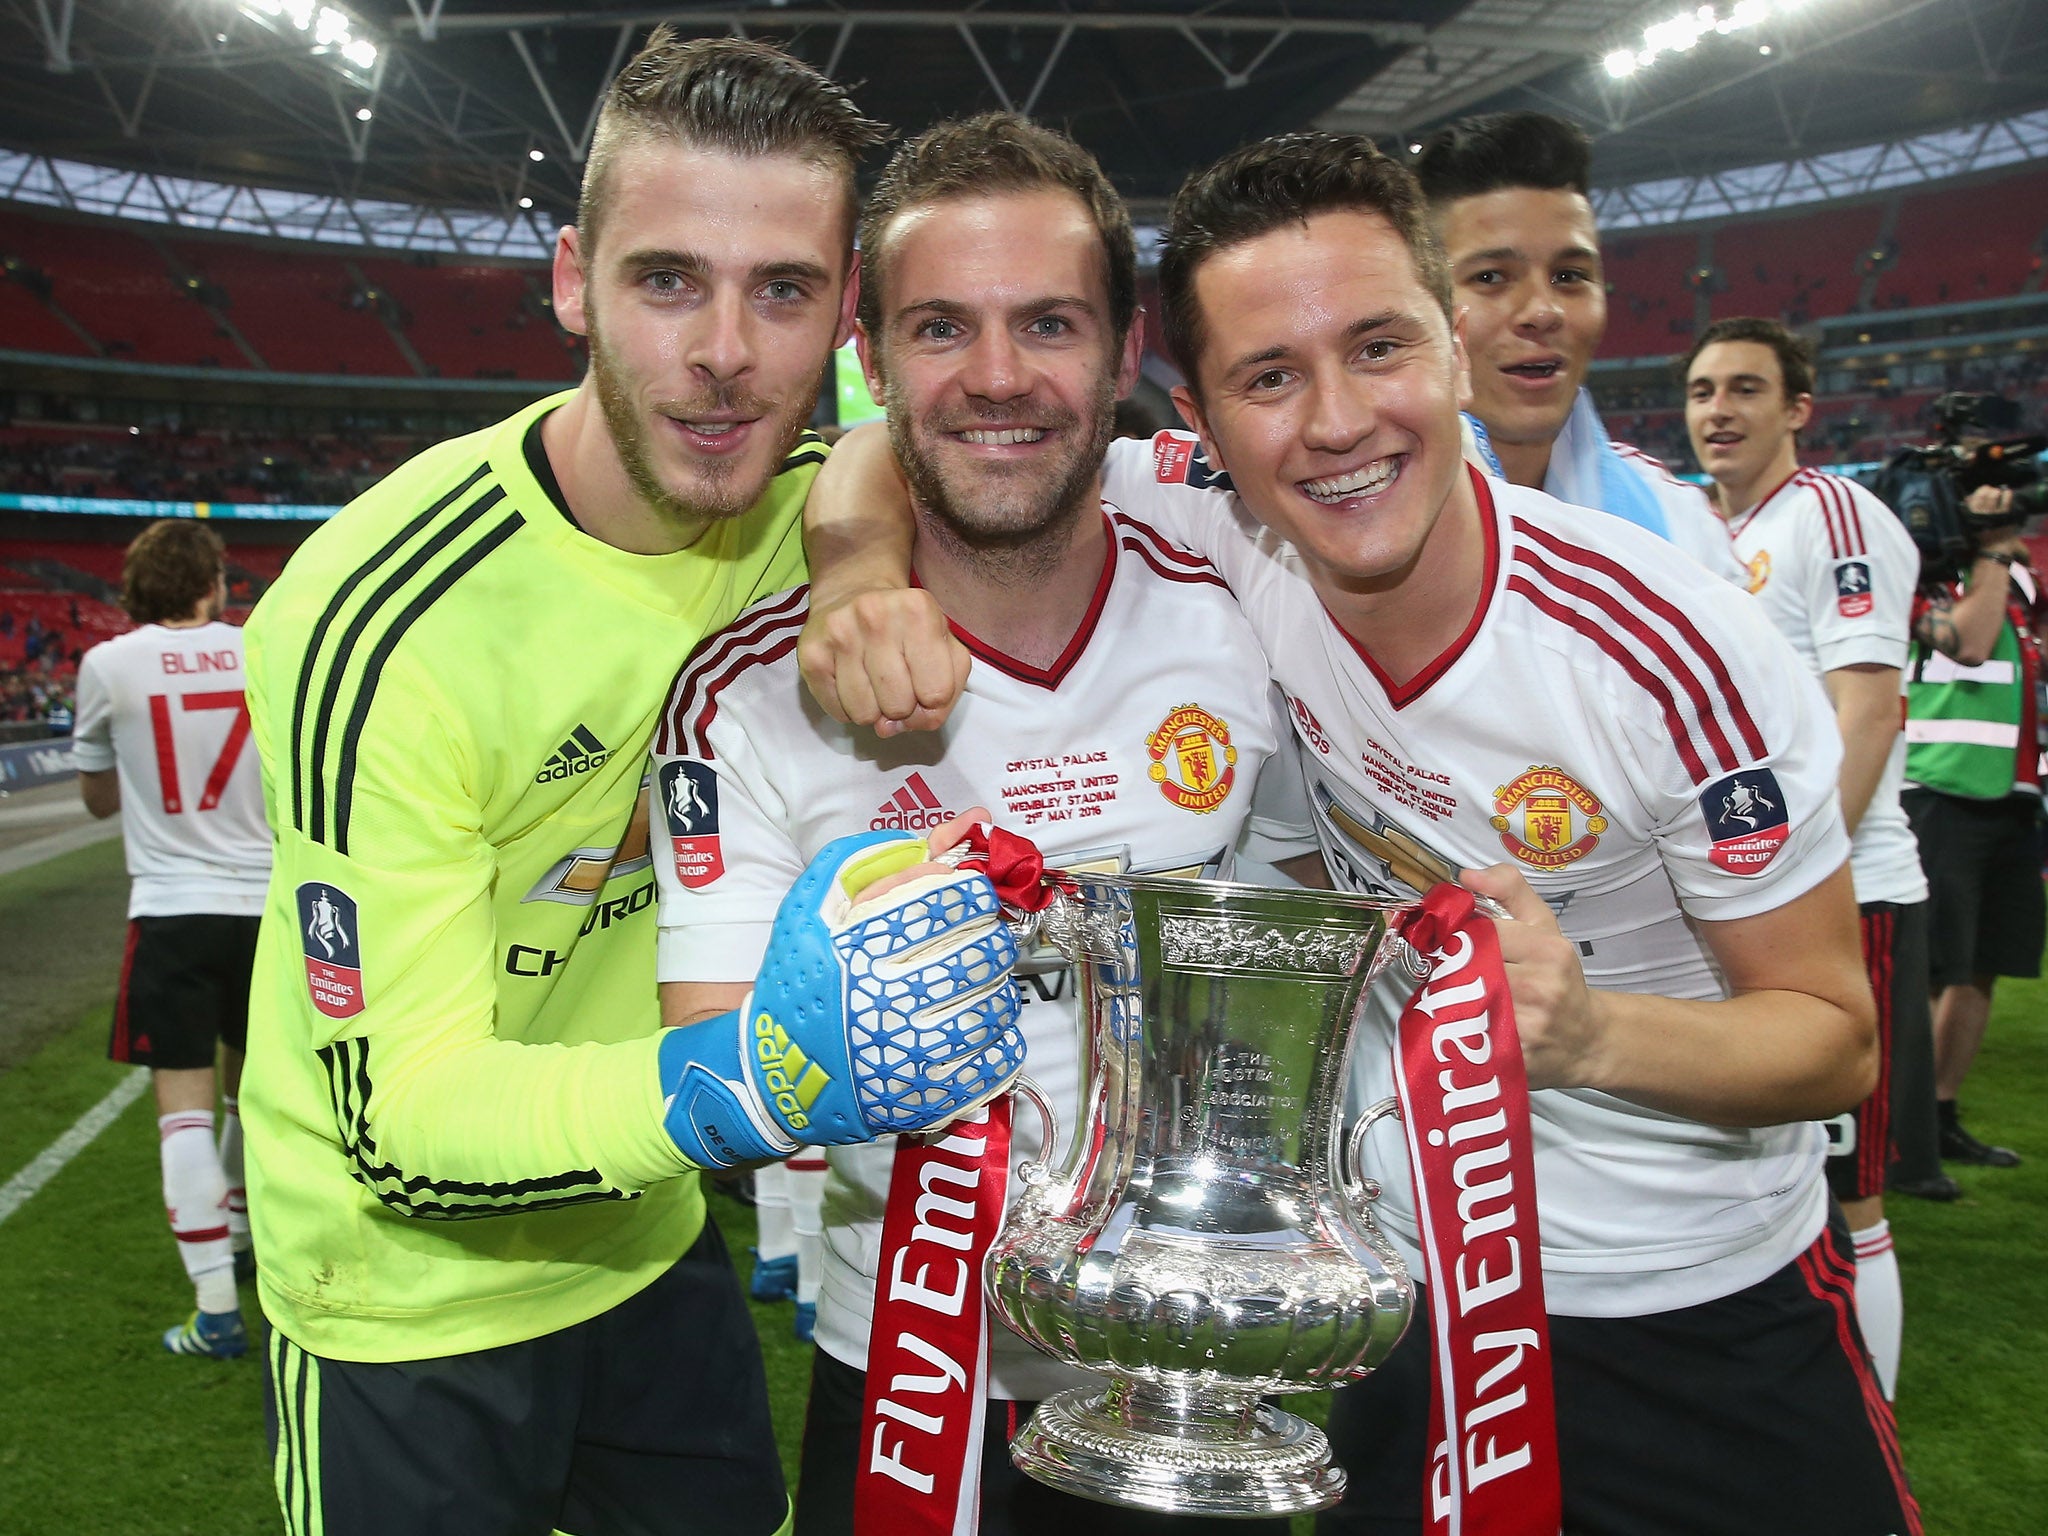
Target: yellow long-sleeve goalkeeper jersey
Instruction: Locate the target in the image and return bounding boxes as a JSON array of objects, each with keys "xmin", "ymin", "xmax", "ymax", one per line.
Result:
[{"xmin": 242, "ymin": 391, "xmax": 818, "ymax": 1361}]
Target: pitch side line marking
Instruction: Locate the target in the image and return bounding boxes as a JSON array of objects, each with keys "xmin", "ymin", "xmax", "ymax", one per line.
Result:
[
  {"xmin": 0, "ymin": 1068, "xmax": 149, "ymax": 1226},
  {"xmin": 0, "ymin": 816, "xmax": 123, "ymax": 879}
]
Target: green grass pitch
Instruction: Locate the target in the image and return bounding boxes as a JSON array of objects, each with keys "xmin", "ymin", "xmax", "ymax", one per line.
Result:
[{"xmin": 1, "ymin": 839, "xmax": 2043, "ymax": 1531}]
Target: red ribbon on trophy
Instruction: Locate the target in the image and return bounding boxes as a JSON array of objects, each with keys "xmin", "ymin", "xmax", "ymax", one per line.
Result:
[
  {"xmin": 952, "ymin": 822, "xmax": 1057, "ymax": 912},
  {"xmin": 1392, "ymin": 885, "xmax": 1562, "ymax": 1536},
  {"xmin": 854, "ymin": 1099, "xmax": 1015, "ymax": 1536}
]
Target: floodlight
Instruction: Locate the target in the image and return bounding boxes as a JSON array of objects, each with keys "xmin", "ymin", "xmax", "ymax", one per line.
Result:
[
  {"xmin": 1609, "ymin": 0, "xmax": 1785, "ymax": 78},
  {"xmin": 239, "ymin": 0, "xmax": 379, "ymax": 82}
]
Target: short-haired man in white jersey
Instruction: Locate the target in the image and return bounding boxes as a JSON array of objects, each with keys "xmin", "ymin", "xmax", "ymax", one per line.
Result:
[
  {"xmin": 652, "ymin": 114, "xmax": 1305, "ymax": 1536},
  {"xmin": 1413, "ymin": 112, "xmax": 1743, "ymax": 584},
  {"xmin": 797, "ymin": 133, "xmax": 1920, "ymax": 1535},
  {"xmin": 72, "ymin": 519, "xmax": 270, "ymax": 1360},
  {"xmin": 1686, "ymin": 315, "xmax": 1941, "ymax": 1400}
]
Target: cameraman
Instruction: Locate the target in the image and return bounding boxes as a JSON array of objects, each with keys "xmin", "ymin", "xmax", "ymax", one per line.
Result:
[{"xmin": 1904, "ymin": 483, "xmax": 2043, "ymax": 1171}]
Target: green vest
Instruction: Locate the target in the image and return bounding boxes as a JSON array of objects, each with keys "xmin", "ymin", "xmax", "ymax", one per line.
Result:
[{"xmin": 1906, "ymin": 612, "xmax": 2026, "ymax": 800}]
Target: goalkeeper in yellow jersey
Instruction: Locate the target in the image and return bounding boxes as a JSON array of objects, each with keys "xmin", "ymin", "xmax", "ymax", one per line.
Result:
[{"xmin": 241, "ymin": 32, "xmax": 1024, "ymax": 1536}]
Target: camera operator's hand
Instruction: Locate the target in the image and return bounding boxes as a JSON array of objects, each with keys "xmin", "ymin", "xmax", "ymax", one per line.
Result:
[
  {"xmin": 1965, "ymin": 484, "xmax": 2022, "ymax": 542},
  {"xmin": 1917, "ymin": 495, "xmax": 2025, "ymax": 663}
]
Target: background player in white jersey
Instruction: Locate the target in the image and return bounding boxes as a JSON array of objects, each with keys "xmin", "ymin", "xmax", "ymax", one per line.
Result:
[
  {"xmin": 798, "ymin": 133, "xmax": 1919, "ymax": 1535},
  {"xmin": 1686, "ymin": 315, "xmax": 1938, "ymax": 1398},
  {"xmin": 654, "ymin": 114, "xmax": 1305, "ymax": 1536},
  {"xmin": 1413, "ymin": 112, "xmax": 1743, "ymax": 584},
  {"xmin": 72, "ymin": 520, "xmax": 269, "ymax": 1359}
]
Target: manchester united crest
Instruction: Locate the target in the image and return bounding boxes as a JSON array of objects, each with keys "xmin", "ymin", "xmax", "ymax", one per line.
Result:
[
  {"xmin": 1490, "ymin": 766, "xmax": 1607, "ymax": 870},
  {"xmin": 1147, "ymin": 704, "xmax": 1237, "ymax": 813},
  {"xmin": 1745, "ymin": 549, "xmax": 1771, "ymax": 594}
]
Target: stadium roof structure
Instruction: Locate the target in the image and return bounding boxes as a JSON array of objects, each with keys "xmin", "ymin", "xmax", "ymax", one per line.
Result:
[{"xmin": 2, "ymin": 0, "xmax": 2046, "ymax": 242}]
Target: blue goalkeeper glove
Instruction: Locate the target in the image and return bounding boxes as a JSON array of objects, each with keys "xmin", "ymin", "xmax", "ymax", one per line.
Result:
[{"xmin": 660, "ymin": 830, "xmax": 1024, "ymax": 1169}]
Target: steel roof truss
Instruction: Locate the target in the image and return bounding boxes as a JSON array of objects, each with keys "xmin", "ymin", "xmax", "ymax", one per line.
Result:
[
  {"xmin": 507, "ymin": 29, "xmax": 580, "ymax": 162},
  {"xmin": 31, "ymin": 0, "xmax": 76, "ymax": 73}
]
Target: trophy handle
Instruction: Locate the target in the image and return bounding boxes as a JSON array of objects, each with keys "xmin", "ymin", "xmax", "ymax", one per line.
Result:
[
  {"xmin": 1341, "ymin": 1095, "xmax": 1403, "ymax": 1209},
  {"xmin": 1009, "ymin": 1073, "xmax": 1061, "ymax": 1191}
]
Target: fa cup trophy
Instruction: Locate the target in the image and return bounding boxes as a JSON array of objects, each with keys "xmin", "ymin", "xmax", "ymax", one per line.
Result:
[{"xmin": 984, "ymin": 871, "xmax": 1419, "ymax": 1516}]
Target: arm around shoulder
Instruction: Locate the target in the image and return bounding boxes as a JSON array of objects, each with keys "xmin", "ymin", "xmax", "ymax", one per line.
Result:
[{"xmin": 798, "ymin": 422, "xmax": 967, "ymax": 734}]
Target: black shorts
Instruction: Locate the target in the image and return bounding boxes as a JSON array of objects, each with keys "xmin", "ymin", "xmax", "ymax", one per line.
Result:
[
  {"xmin": 109, "ymin": 913, "xmax": 258, "ymax": 1069},
  {"xmin": 1827, "ymin": 901, "xmax": 1931, "ymax": 1202},
  {"xmin": 792, "ymin": 1348, "xmax": 1289, "ymax": 1536},
  {"xmin": 1316, "ymin": 1217, "xmax": 1920, "ymax": 1536},
  {"xmin": 264, "ymin": 1219, "xmax": 788, "ymax": 1536},
  {"xmin": 1903, "ymin": 788, "xmax": 2045, "ymax": 988}
]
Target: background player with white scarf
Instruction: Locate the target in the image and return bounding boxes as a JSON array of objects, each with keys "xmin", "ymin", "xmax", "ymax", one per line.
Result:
[{"xmin": 1414, "ymin": 112, "xmax": 1744, "ymax": 585}]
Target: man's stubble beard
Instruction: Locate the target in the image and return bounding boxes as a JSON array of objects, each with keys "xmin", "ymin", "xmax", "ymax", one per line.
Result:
[
  {"xmin": 885, "ymin": 364, "xmax": 1118, "ymax": 582},
  {"xmin": 588, "ymin": 315, "xmax": 830, "ymax": 532}
]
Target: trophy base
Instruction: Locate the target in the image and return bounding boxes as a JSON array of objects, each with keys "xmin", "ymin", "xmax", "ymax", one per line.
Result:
[{"xmin": 1009, "ymin": 1377, "xmax": 1345, "ymax": 1517}]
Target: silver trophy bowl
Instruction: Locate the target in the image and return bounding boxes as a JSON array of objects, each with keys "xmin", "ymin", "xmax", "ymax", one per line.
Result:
[{"xmin": 984, "ymin": 873, "xmax": 1420, "ymax": 1517}]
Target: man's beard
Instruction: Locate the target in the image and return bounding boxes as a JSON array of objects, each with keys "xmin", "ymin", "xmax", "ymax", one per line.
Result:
[
  {"xmin": 588, "ymin": 318, "xmax": 827, "ymax": 530},
  {"xmin": 886, "ymin": 369, "xmax": 1117, "ymax": 571}
]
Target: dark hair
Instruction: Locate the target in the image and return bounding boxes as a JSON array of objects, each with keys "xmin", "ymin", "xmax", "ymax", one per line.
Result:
[
  {"xmin": 1414, "ymin": 112, "xmax": 1592, "ymax": 206},
  {"xmin": 578, "ymin": 28, "xmax": 887, "ymax": 253},
  {"xmin": 122, "ymin": 520, "xmax": 224, "ymax": 625},
  {"xmin": 857, "ymin": 112, "xmax": 1136, "ymax": 351},
  {"xmin": 1158, "ymin": 132, "xmax": 1451, "ymax": 389},
  {"xmin": 1682, "ymin": 316, "xmax": 1816, "ymax": 400}
]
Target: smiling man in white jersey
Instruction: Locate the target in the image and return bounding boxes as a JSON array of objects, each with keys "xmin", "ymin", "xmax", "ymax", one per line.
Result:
[
  {"xmin": 1414, "ymin": 112, "xmax": 1742, "ymax": 583},
  {"xmin": 796, "ymin": 133, "xmax": 1919, "ymax": 1535},
  {"xmin": 73, "ymin": 519, "xmax": 269, "ymax": 1360},
  {"xmin": 653, "ymin": 113, "xmax": 1304, "ymax": 1536},
  {"xmin": 1686, "ymin": 314, "xmax": 1938, "ymax": 1399}
]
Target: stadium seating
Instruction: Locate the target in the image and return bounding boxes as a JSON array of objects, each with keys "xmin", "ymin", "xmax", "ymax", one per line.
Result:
[
  {"xmin": 1709, "ymin": 202, "xmax": 1883, "ymax": 325},
  {"xmin": 0, "ymin": 272, "xmax": 93, "ymax": 357},
  {"xmin": 1601, "ymin": 232, "xmax": 1703, "ymax": 359},
  {"xmin": 0, "ymin": 207, "xmax": 244, "ymax": 369},
  {"xmin": 224, "ymin": 544, "xmax": 295, "ymax": 584},
  {"xmin": 0, "ymin": 421, "xmax": 421, "ymax": 505},
  {"xmin": 3, "ymin": 160, "xmax": 2043, "ymax": 384},
  {"xmin": 2, "ymin": 204, "xmax": 580, "ymax": 379},
  {"xmin": 356, "ymin": 257, "xmax": 581, "ymax": 381},
  {"xmin": 166, "ymin": 239, "xmax": 413, "ymax": 377},
  {"xmin": 1879, "ymin": 167, "xmax": 2048, "ymax": 309},
  {"xmin": 4, "ymin": 539, "xmax": 127, "ymax": 587},
  {"xmin": 0, "ymin": 527, "xmax": 300, "ymax": 687}
]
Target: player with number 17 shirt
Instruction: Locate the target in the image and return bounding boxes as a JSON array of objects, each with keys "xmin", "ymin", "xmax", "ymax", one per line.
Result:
[{"xmin": 72, "ymin": 519, "xmax": 270, "ymax": 1359}]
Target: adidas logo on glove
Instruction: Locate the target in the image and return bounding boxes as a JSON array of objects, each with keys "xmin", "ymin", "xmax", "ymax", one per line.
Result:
[{"xmin": 755, "ymin": 1013, "xmax": 831, "ymax": 1133}]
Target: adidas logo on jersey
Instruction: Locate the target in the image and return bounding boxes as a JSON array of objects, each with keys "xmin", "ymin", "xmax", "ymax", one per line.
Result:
[
  {"xmin": 536, "ymin": 725, "xmax": 615, "ymax": 784},
  {"xmin": 871, "ymin": 772, "xmax": 957, "ymax": 831}
]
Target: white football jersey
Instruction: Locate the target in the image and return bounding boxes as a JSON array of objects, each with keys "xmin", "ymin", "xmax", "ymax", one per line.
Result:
[
  {"xmin": 1105, "ymin": 435, "xmax": 1852, "ymax": 1317},
  {"xmin": 71, "ymin": 621, "xmax": 270, "ymax": 917},
  {"xmin": 650, "ymin": 505, "xmax": 1300, "ymax": 1397},
  {"xmin": 1607, "ymin": 441, "xmax": 1750, "ymax": 588},
  {"xmin": 1725, "ymin": 468, "xmax": 1926, "ymax": 906}
]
